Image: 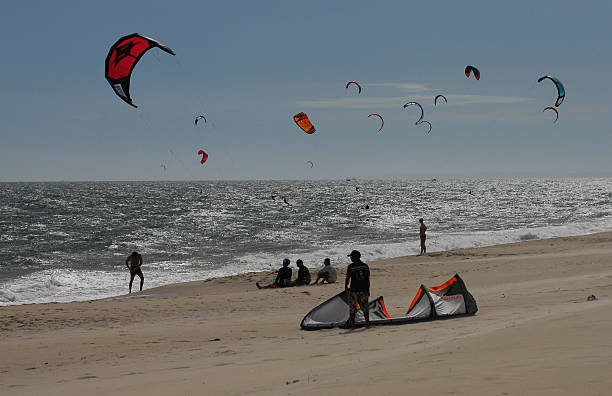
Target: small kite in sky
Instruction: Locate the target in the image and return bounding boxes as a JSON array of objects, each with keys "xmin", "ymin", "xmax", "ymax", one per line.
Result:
[
  {"xmin": 345, "ymin": 81, "xmax": 362, "ymax": 94},
  {"xmin": 293, "ymin": 112, "xmax": 316, "ymax": 134},
  {"xmin": 464, "ymin": 65, "xmax": 480, "ymax": 80}
]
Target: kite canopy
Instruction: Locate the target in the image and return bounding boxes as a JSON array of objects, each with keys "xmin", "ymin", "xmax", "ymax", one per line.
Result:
[
  {"xmin": 368, "ymin": 113, "xmax": 384, "ymax": 133},
  {"xmin": 198, "ymin": 149, "xmax": 208, "ymax": 165},
  {"xmin": 301, "ymin": 274, "xmax": 477, "ymax": 330},
  {"xmin": 403, "ymin": 101, "xmax": 424, "ymax": 125},
  {"xmin": 434, "ymin": 94, "xmax": 447, "ymax": 105},
  {"xmin": 345, "ymin": 81, "xmax": 362, "ymax": 94},
  {"xmin": 104, "ymin": 33, "xmax": 175, "ymax": 108},
  {"xmin": 543, "ymin": 107, "xmax": 559, "ymax": 123},
  {"xmin": 293, "ymin": 112, "xmax": 315, "ymax": 134},
  {"xmin": 419, "ymin": 120, "xmax": 432, "ymax": 134},
  {"xmin": 465, "ymin": 65, "xmax": 480, "ymax": 80},
  {"xmin": 307, "ymin": 160, "xmax": 314, "ymax": 168},
  {"xmin": 537, "ymin": 75, "xmax": 565, "ymax": 107},
  {"xmin": 195, "ymin": 115, "xmax": 207, "ymax": 125}
]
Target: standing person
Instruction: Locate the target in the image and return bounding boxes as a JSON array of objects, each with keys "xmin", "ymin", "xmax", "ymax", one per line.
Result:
[
  {"xmin": 293, "ymin": 259, "xmax": 311, "ymax": 286},
  {"xmin": 125, "ymin": 251, "xmax": 144, "ymax": 293},
  {"xmin": 419, "ymin": 218, "xmax": 427, "ymax": 256},
  {"xmin": 257, "ymin": 258, "xmax": 293, "ymax": 289},
  {"xmin": 345, "ymin": 250, "xmax": 370, "ymax": 329},
  {"xmin": 312, "ymin": 258, "xmax": 337, "ymax": 284}
]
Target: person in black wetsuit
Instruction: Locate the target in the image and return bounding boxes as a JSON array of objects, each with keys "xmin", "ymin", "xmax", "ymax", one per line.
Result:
[{"xmin": 257, "ymin": 258, "xmax": 292, "ymax": 289}]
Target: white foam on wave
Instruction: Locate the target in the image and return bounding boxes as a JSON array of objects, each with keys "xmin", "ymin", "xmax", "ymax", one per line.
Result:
[{"xmin": 2, "ymin": 217, "xmax": 610, "ymax": 306}]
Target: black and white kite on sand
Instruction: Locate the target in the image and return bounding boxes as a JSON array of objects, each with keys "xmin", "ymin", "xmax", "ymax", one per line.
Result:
[{"xmin": 301, "ymin": 274, "xmax": 477, "ymax": 330}]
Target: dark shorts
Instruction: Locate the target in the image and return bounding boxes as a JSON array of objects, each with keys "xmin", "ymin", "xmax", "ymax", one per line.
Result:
[
  {"xmin": 130, "ymin": 267, "xmax": 144, "ymax": 278},
  {"xmin": 420, "ymin": 234, "xmax": 426, "ymax": 241},
  {"xmin": 348, "ymin": 291, "xmax": 369, "ymax": 314}
]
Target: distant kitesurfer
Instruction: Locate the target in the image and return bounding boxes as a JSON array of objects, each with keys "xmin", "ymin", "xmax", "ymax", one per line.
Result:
[
  {"xmin": 312, "ymin": 258, "xmax": 337, "ymax": 284},
  {"xmin": 257, "ymin": 258, "xmax": 292, "ymax": 289},
  {"xmin": 271, "ymin": 194, "xmax": 277, "ymax": 200},
  {"xmin": 283, "ymin": 197, "xmax": 291, "ymax": 206},
  {"xmin": 364, "ymin": 205, "xmax": 370, "ymax": 210},
  {"xmin": 125, "ymin": 251, "xmax": 144, "ymax": 293},
  {"xmin": 418, "ymin": 218, "xmax": 427, "ymax": 256},
  {"xmin": 345, "ymin": 250, "xmax": 371, "ymax": 329}
]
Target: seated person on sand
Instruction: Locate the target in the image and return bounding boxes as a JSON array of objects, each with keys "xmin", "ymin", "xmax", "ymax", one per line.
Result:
[
  {"xmin": 257, "ymin": 258, "xmax": 292, "ymax": 289},
  {"xmin": 311, "ymin": 258, "xmax": 337, "ymax": 285},
  {"xmin": 292, "ymin": 259, "xmax": 311, "ymax": 286}
]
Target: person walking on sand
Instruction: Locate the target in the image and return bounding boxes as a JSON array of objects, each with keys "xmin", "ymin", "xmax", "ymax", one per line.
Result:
[
  {"xmin": 345, "ymin": 250, "xmax": 370, "ymax": 329},
  {"xmin": 419, "ymin": 218, "xmax": 427, "ymax": 256},
  {"xmin": 257, "ymin": 258, "xmax": 293, "ymax": 289},
  {"xmin": 312, "ymin": 258, "xmax": 337, "ymax": 284},
  {"xmin": 125, "ymin": 251, "xmax": 144, "ymax": 293}
]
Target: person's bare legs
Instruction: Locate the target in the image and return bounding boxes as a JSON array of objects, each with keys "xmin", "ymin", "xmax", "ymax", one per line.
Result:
[
  {"xmin": 129, "ymin": 274, "xmax": 135, "ymax": 293},
  {"xmin": 349, "ymin": 312, "xmax": 356, "ymax": 330},
  {"xmin": 138, "ymin": 274, "xmax": 144, "ymax": 291},
  {"xmin": 364, "ymin": 311, "xmax": 370, "ymax": 328}
]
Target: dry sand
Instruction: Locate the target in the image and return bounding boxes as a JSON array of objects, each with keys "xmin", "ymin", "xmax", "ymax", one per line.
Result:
[{"xmin": 1, "ymin": 231, "xmax": 611, "ymax": 395}]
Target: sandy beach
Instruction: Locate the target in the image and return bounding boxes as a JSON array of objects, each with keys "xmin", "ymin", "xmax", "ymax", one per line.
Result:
[{"xmin": 1, "ymin": 231, "xmax": 611, "ymax": 395}]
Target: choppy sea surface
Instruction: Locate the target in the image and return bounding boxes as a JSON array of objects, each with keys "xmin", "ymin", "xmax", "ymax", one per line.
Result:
[{"xmin": 1, "ymin": 179, "xmax": 611, "ymax": 306}]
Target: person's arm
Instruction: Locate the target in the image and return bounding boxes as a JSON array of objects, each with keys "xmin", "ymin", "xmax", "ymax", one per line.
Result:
[
  {"xmin": 138, "ymin": 255, "xmax": 143, "ymax": 267},
  {"xmin": 125, "ymin": 257, "xmax": 130, "ymax": 269},
  {"xmin": 345, "ymin": 269, "xmax": 350, "ymax": 292},
  {"xmin": 274, "ymin": 270, "xmax": 281, "ymax": 284}
]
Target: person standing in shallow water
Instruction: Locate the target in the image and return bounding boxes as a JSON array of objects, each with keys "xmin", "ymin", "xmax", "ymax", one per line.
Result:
[
  {"xmin": 125, "ymin": 251, "xmax": 144, "ymax": 293},
  {"xmin": 419, "ymin": 218, "xmax": 427, "ymax": 256}
]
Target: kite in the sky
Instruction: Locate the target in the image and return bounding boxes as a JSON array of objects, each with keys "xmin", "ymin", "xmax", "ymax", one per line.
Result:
[
  {"xmin": 293, "ymin": 112, "xmax": 315, "ymax": 134},
  {"xmin": 542, "ymin": 107, "xmax": 559, "ymax": 123},
  {"xmin": 434, "ymin": 95, "xmax": 447, "ymax": 105},
  {"xmin": 419, "ymin": 120, "xmax": 432, "ymax": 134},
  {"xmin": 345, "ymin": 81, "xmax": 362, "ymax": 94},
  {"xmin": 160, "ymin": 163, "xmax": 167, "ymax": 172},
  {"xmin": 198, "ymin": 150, "xmax": 209, "ymax": 165},
  {"xmin": 195, "ymin": 115, "xmax": 207, "ymax": 125},
  {"xmin": 105, "ymin": 33, "xmax": 175, "ymax": 108},
  {"xmin": 403, "ymin": 102, "xmax": 424, "ymax": 125},
  {"xmin": 368, "ymin": 113, "xmax": 384, "ymax": 133},
  {"xmin": 464, "ymin": 65, "xmax": 480, "ymax": 80},
  {"xmin": 307, "ymin": 161, "xmax": 314, "ymax": 168},
  {"xmin": 537, "ymin": 75, "xmax": 565, "ymax": 107}
]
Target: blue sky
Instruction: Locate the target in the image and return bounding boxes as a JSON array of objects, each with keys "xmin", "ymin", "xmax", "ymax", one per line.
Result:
[{"xmin": 1, "ymin": 0, "xmax": 611, "ymax": 181}]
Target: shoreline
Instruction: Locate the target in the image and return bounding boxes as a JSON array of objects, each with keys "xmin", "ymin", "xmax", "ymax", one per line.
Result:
[
  {"xmin": 3, "ymin": 224, "xmax": 612, "ymax": 308},
  {"xmin": 1, "ymin": 231, "xmax": 611, "ymax": 395}
]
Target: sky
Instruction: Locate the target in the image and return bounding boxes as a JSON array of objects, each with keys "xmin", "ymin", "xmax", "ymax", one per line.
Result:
[{"xmin": 1, "ymin": 0, "xmax": 611, "ymax": 181}]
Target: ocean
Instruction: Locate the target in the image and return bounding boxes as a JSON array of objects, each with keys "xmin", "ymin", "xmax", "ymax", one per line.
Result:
[{"xmin": 1, "ymin": 178, "xmax": 611, "ymax": 306}]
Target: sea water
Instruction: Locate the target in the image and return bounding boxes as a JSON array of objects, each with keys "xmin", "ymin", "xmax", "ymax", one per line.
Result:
[{"xmin": 1, "ymin": 178, "xmax": 610, "ymax": 306}]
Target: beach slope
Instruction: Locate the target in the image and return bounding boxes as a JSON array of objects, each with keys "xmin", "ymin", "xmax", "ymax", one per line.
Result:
[{"xmin": 1, "ymin": 232, "xmax": 611, "ymax": 395}]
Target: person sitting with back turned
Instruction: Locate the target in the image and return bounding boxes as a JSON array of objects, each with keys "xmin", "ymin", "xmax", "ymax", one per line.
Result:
[
  {"xmin": 292, "ymin": 259, "xmax": 311, "ymax": 286},
  {"xmin": 257, "ymin": 258, "xmax": 293, "ymax": 289},
  {"xmin": 311, "ymin": 258, "xmax": 337, "ymax": 284}
]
